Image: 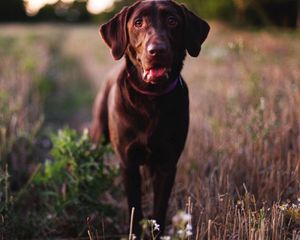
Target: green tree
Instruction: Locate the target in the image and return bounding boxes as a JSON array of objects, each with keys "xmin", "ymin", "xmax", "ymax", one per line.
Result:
[{"xmin": 35, "ymin": 0, "xmax": 91, "ymax": 22}]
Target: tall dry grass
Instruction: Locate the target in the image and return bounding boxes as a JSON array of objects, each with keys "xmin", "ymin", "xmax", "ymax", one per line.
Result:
[
  {"xmin": 0, "ymin": 23, "xmax": 299, "ymax": 238},
  {"xmin": 170, "ymin": 23, "xmax": 300, "ymax": 239}
]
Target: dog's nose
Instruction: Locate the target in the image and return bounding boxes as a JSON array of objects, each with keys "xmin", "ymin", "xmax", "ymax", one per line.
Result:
[{"xmin": 147, "ymin": 43, "xmax": 167, "ymax": 56}]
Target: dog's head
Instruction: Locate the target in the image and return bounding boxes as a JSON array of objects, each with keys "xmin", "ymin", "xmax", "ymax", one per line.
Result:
[{"xmin": 100, "ymin": 0, "xmax": 209, "ymax": 85}]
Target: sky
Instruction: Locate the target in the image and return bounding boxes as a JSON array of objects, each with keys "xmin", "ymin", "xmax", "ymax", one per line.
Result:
[{"xmin": 24, "ymin": 0, "xmax": 115, "ymax": 15}]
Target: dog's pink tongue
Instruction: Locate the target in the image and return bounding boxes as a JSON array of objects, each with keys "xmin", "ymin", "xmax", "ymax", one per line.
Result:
[{"xmin": 149, "ymin": 68, "xmax": 166, "ymax": 78}]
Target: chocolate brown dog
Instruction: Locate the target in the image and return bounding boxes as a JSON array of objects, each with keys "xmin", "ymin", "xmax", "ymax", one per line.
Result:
[{"xmin": 90, "ymin": 0, "xmax": 209, "ymax": 236}]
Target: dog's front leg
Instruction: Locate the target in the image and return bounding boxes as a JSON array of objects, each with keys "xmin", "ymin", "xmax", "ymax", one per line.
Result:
[
  {"xmin": 121, "ymin": 165, "xmax": 143, "ymax": 237},
  {"xmin": 152, "ymin": 166, "xmax": 177, "ymax": 235}
]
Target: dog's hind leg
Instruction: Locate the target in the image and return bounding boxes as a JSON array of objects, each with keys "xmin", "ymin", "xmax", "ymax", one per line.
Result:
[{"xmin": 90, "ymin": 79, "xmax": 113, "ymax": 144}]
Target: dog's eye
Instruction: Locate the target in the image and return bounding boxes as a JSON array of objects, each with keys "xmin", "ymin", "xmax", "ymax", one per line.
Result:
[
  {"xmin": 134, "ymin": 18, "xmax": 143, "ymax": 28},
  {"xmin": 167, "ymin": 16, "xmax": 178, "ymax": 27}
]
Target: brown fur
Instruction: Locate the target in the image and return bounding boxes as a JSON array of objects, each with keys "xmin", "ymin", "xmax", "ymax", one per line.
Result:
[{"xmin": 90, "ymin": 0, "xmax": 209, "ymax": 236}]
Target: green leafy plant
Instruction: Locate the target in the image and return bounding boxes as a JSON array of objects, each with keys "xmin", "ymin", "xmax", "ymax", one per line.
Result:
[
  {"xmin": 37, "ymin": 128, "xmax": 117, "ymax": 202},
  {"xmin": 2, "ymin": 128, "xmax": 120, "ymax": 238}
]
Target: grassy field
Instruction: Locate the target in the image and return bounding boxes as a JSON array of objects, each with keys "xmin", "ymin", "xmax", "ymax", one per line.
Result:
[{"xmin": 0, "ymin": 22, "xmax": 300, "ymax": 239}]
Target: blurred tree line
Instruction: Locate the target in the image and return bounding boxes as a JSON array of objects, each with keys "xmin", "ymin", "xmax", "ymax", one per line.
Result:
[
  {"xmin": 181, "ymin": 0, "xmax": 299, "ymax": 28},
  {"xmin": 0, "ymin": 0, "xmax": 299, "ymax": 28},
  {"xmin": 0, "ymin": 0, "xmax": 91, "ymax": 22}
]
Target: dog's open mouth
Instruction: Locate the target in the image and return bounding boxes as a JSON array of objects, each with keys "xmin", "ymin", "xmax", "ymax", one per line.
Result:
[{"xmin": 143, "ymin": 67, "xmax": 169, "ymax": 84}]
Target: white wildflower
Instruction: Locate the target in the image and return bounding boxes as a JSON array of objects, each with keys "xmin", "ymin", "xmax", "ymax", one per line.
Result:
[
  {"xmin": 172, "ymin": 211, "xmax": 192, "ymax": 224},
  {"xmin": 186, "ymin": 223, "xmax": 192, "ymax": 231},
  {"xmin": 131, "ymin": 234, "xmax": 136, "ymax": 240},
  {"xmin": 172, "ymin": 211, "xmax": 193, "ymax": 238},
  {"xmin": 186, "ymin": 230, "xmax": 193, "ymax": 237},
  {"xmin": 149, "ymin": 219, "xmax": 160, "ymax": 231},
  {"xmin": 181, "ymin": 213, "xmax": 192, "ymax": 222},
  {"xmin": 280, "ymin": 204, "xmax": 288, "ymax": 211},
  {"xmin": 177, "ymin": 229, "xmax": 184, "ymax": 237},
  {"xmin": 160, "ymin": 236, "xmax": 171, "ymax": 240}
]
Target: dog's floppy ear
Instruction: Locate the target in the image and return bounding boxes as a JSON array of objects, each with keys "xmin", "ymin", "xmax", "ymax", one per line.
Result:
[
  {"xmin": 100, "ymin": 7, "xmax": 129, "ymax": 60},
  {"xmin": 181, "ymin": 4, "xmax": 210, "ymax": 57}
]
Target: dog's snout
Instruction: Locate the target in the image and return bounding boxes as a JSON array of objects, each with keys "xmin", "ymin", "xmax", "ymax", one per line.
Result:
[{"xmin": 147, "ymin": 43, "xmax": 167, "ymax": 56}]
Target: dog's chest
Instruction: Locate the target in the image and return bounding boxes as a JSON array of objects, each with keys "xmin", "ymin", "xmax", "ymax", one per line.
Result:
[
  {"xmin": 107, "ymin": 81, "xmax": 189, "ymax": 164},
  {"xmin": 111, "ymin": 98, "xmax": 181, "ymax": 163},
  {"xmin": 121, "ymin": 103, "xmax": 176, "ymax": 146},
  {"xmin": 121, "ymin": 115, "xmax": 177, "ymax": 165}
]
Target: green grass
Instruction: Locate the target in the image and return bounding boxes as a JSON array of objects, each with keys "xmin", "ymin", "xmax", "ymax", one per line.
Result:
[{"xmin": 0, "ymin": 22, "xmax": 300, "ymax": 239}]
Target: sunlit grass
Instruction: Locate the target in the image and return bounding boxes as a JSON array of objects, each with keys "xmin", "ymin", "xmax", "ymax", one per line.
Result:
[{"xmin": 0, "ymin": 22, "xmax": 299, "ymax": 238}]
